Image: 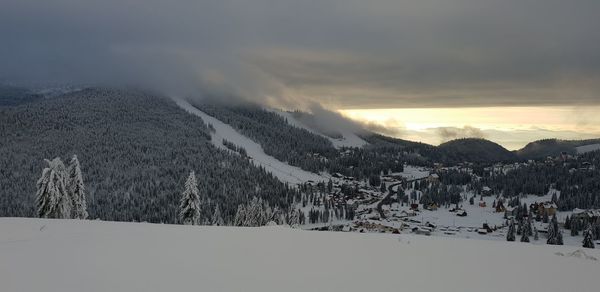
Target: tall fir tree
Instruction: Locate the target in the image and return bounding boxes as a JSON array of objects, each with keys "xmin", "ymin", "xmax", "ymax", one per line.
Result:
[
  {"xmin": 507, "ymin": 219, "xmax": 516, "ymax": 241},
  {"xmin": 287, "ymin": 208, "xmax": 300, "ymax": 227},
  {"xmin": 211, "ymin": 204, "xmax": 225, "ymax": 226},
  {"xmin": 234, "ymin": 204, "xmax": 247, "ymax": 226},
  {"xmin": 571, "ymin": 219, "xmax": 579, "ymax": 236},
  {"xmin": 67, "ymin": 155, "xmax": 88, "ymax": 219},
  {"xmin": 583, "ymin": 225, "xmax": 595, "ymax": 249},
  {"xmin": 546, "ymin": 214, "xmax": 561, "ymax": 245},
  {"xmin": 520, "ymin": 220, "xmax": 530, "ymax": 242},
  {"xmin": 178, "ymin": 171, "xmax": 201, "ymax": 225},
  {"xmin": 556, "ymin": 229, "xmax": 564, "ymax": 245},
  {"xmin": 36, "ymin": 158, "xmax": 71, "ymax": 219}
]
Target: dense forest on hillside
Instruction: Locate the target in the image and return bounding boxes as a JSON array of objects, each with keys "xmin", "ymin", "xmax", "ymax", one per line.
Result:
[
  {"xmin": 516, "ymin": 138, "xmax": 600, "ymax": 159},
  {"xmin": 196, "ymin": 102, "xmax": 338, "ymax": 173},
  {"xmin": 0, "ymin": 88, "xmax": 299, "ymax": 223},
  {"xmin": 438, "ymin": 138, "xmax": 517, "ymax": 163},
  {"xmin": 195, "ymin": 102, "xmax": 415, "ymax": 178},
  {"xmin": 478, "ymin": 151, "xmax": 600, "ymax": 210}
]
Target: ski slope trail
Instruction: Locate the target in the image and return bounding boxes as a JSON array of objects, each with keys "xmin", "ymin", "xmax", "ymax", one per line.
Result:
[
  {"xmin": 276, "ymin": 110, "xmax": 368, "ymax": 149},
  {"xmin": 577, "ymin": 143, "xmax": 600, "ymax": 154},
  {"xmin": 1, "ymin": 218, "xmax": 599, "ymax": 292},
  {"xmin": 175, "ymin": 98, "xmax": 326, "ymax": 185}
]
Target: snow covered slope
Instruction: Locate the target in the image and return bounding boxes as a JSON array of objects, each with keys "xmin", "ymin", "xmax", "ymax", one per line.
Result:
[
  {"xmin": 576, "ymin": 143, "xmax": 600, "ymax": 154},
  {"xmin": 175, "ymin": 98, "xmax": 326, "ymax": 185},
  {"xmin": 1, "ymin": 218, "xmax": 598, "ymax": 292},
  {"xmin": 276, "ymin": 110, "xmax": 368, "ymax": 148}
]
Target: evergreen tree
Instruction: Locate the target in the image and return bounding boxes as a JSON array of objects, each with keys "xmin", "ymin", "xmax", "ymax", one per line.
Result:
[
  {"xmin": 571, "ymin": 220, "xmax": 579, "ymax": 236},
  {"xmin": 178, "ymin": 171, "xmax": 201, "ymax": 225},
  {"xmin": 534, "ymin": 227, "xmax": 539, "ymax": 241},
  {"xmin": 583, "ymin": 225, "xmax": 595, "ymax": 249},
  {"xmin": 564, "ymin": 215, "xmax": 571, "ymax": 230},
  {"xmin": 380, "ymin": 182, "xmax": 387, "ymax": 193},
  {"xmin": 234, "ymin": 204, "xmax": 247, "ymax": 226},
  {"xmin": 551, "ymin": 192, "xmax": 558, "ymax": 203},
  {"xmin": 35, "ymin": 158, "xmax": 71, "ymax": 219},
  {"xmin": 287, "ymin": 208, "xmax": 300, "ymax": 227},
  {"xmin": 593, "ymin": 218, "xmax": 600, "ymax": 240},
  {"xmin": 507, "ymin": 219, "xmax": 516, "ymax": 241},
  {"xmin": 556, "ymin": 230, "xmax": 564, "ymax": 245},
  {"xmin": 520, "ymin": 221, "xmax": 530, "ymax": 242},
  {"xmin": 67, "ymin": 155, "xmax": 88, "ymax": 219},
  {"xmin": 547, "ymin": 214, "xmax": 561, "ymax": 245},
  {"xmin": 546, "ymin": 220, "xmax": 556, "ymax": 244},
  {"xmin": 211, "ymin": 204, "xmax": 225, "ymax": 226}
]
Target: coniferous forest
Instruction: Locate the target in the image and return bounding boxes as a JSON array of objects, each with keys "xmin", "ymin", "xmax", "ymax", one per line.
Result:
[{"xmin": 0, "ymin": 88, "xmax": 298, "ymax": 224}]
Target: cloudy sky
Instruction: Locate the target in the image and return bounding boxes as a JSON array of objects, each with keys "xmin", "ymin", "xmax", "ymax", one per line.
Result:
[{"xmin": 2, "ymin": 0, "xmax": 599, "ymax": 149}]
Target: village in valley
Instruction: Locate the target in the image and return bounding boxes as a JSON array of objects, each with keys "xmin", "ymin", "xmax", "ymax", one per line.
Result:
[{"xmin": 301, "ymin": 154, "xmax": 600, "ymax": 247}]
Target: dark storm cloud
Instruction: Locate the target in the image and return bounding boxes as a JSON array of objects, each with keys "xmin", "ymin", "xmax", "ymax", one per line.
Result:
[{"xmin": 1, "ymin": 0, "xmax": 599, "ymax": 108}]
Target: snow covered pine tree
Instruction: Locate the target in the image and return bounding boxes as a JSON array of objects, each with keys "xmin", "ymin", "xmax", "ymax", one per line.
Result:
[
  {"xmin": 546, "ymin": 214, "xmax": 563, "ymax": 245},
  {"xmin": 506, "ymin": 219, "xmax": 516, "ymax": 241},
  {"xmin": 520, "ymin": 219, "xmax": 530, "ymax": 242},
  {"xmin": 36, "ymin": 158, "xmax": 71, "ymax": 219},
  {"xmin": 178, "ymin": 171, "xmax": 201, "ymax": 225},
  {"xmin": 67, "ymin": 155, "xmax": 88, "ymax": 219},
  {"xmin": 211, "ymin": 204, "xmax": 225, "ymax": 226},
  {"xmin": 583, "ymin": 225, "xmax": 595, "ymax": 249}
]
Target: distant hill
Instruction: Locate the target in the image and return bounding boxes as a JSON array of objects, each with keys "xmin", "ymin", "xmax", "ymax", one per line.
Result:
[
  {"xmin": 516, "ymin": 138, "xmax": 600, "ymax": 159},
  {"xmin": 361, "ymin": 133, "xmax": 431, "ymax": 149},
  {"xmin": 438, "ymin": 138, "xmax": 517, "ymax": 163}
]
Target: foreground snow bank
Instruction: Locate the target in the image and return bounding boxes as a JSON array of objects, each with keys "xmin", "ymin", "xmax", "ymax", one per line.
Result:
[{"xmin": 1, "ymin": 218, "xmax": 598, "ymax": 292}]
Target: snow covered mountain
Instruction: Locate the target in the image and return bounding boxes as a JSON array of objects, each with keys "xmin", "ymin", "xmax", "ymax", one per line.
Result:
[
  {"xmin": 1, "ymin": 218, "xmax": 598, "ymax": 292},
  {"xmin": 175, "ymin": 98, "xmax": 327, "ymax": 185},
  {"xmin": 275, "ymin": 110, "xmax": 368, "ymax": 149},
  {"xmin": 0, "ymin": 88, "xmax": 297, "ymax": 223}
]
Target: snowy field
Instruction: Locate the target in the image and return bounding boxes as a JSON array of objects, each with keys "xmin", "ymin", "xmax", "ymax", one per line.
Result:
[
  {"xmin": 175, "ymin": 98, "xmax": 326, "ymax": 185},
  {"xmin": 1, "ymin": 218, "xmax": 598, "ymax": 292}
]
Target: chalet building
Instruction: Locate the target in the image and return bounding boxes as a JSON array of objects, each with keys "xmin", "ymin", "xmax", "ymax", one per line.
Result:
[
  {"xmin": 482, "ymin": 186, "xmax": 493, "ymax": 196},
  {"xmin": 533, "ymin": 202, "xmax": 557, "ymax": 217},
  {"xmin": 425, "ymin": 203, "xmax": 438, "ymax": 211},
  {"xmin": 428, "ymin": 173, "xmax": 439, "ymax": 183},
  {"xmin": 572, "ymin": 209, "xmax": 600, "ymax": 222}
]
